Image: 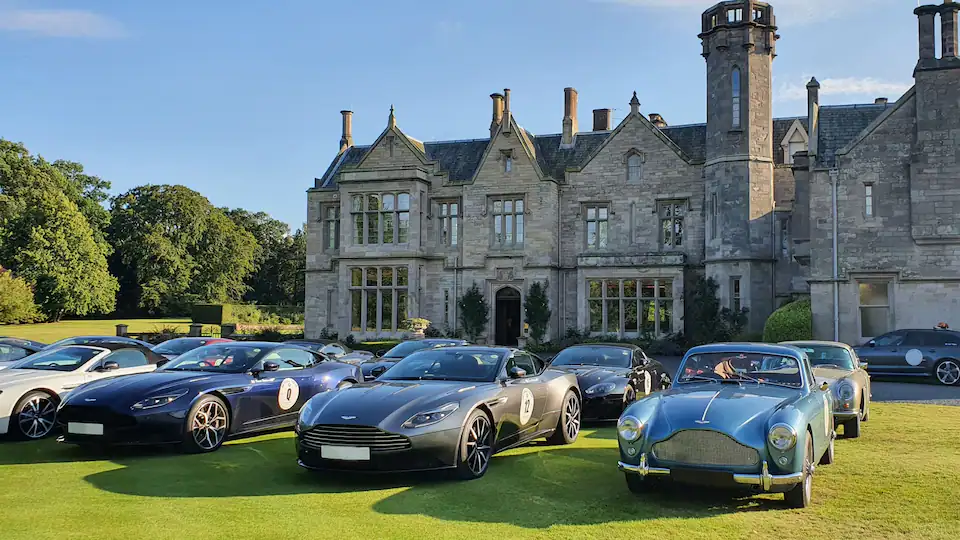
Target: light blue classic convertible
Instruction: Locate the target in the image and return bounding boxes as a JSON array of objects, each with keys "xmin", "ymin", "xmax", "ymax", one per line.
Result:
[{"xmin": 616, "ymin": 343, "xmax": 836, "ymax": 508}]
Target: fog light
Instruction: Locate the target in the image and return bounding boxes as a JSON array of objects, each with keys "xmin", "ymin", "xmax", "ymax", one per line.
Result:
[
  {"xmin": 777, "ymin": 456, "xmax": 789, "ymax": 466},
  {"xmin": 626, "ymin": 447, "xmax": 638, "ymax": 457}
]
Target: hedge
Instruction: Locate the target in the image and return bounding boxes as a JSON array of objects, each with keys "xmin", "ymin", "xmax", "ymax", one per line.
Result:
[{"xmin": 762, "ymin": 299, "xmax": 813, "ymax": 343}]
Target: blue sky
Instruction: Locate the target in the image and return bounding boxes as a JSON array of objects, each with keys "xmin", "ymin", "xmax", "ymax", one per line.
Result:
[{"xmin": 0, "ymin": 0, "xmax": 919, "ymax": 229}]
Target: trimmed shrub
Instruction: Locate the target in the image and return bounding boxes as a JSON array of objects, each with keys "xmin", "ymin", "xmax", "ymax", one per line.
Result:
[
  {"xmin": 524, "ymin": 281, "xmax": 551, "ymax": 343},
  {"xmin": 0, "ymin": 269, "xmax": 43, "ymax": 324},
  {"xmin": 458, "ymin": 283, "xmax": 489, "ymax": 342},
  {"xmin": 762, "ymin": 299, "xmax": 813, "ymax": 343}
]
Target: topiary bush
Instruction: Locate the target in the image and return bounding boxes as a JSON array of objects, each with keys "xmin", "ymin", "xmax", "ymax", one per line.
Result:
[{"xmin": 762, "ymin": 299, "xmax": 813, "ymax": 343}]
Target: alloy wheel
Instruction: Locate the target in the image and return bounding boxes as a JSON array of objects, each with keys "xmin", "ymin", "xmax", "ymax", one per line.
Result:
[
  {"xmin": 623, "ymin": 387, "xmax": 636, "ymax": 406},
  {"xmin": 18, "ymin": 396, "xmax": 56, "ymax": 439},
  {"xmin": 564, "ymin": 395, "xmax": 581, "ymax": 440},
  {"xmin": 465, "ymin": 415, "xmax": 492, "ymax": 476},
  {"xmin": 936, "ymin": 360, "xmax": 960, "ymax": 385},
  {"xmin": 192, "ymin": 400, "xmax": 228, "ymax": 450}
]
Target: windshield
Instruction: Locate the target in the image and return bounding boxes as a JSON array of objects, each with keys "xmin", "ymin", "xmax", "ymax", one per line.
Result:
[
  {"xmin": 794, "ymin": 345, "xmax": 855, "ymax": 370},
  {"xmin": 153, "ymin": 339, "xmax": 211, "ymax": 355},
  {"xmin": 49, "ymin": 337, "xmax": 131, "ymax": 348},
  {"xmin": 383, "ymin": 341, "xmax": 441, "ymax": 359},
  {"xmin": 678, "ymin": 352, "xmax": 804, "ymax": 388},
  {"xmin": 161, "ymin": 344, "xmax": 263, "ymax": 373},
  {"xmin": 14, "ymin": 346, "xmax": 101, "ymax": 372},
  {"xmin": 551, "ymin": 346, "xmax": 632, "ymax": 368},
  {"xmin": 382, "ymin": 349, "xmax": 504, "ymax": 382},
  {"xmin": 0, "ymin": 344, "xmax": 30, "ymax": 363}
]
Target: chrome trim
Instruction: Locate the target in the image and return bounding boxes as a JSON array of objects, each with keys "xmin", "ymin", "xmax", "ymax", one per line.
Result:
[{"xmin": 619, "ymin": 454, "xmax": 803, "ymax": 492}]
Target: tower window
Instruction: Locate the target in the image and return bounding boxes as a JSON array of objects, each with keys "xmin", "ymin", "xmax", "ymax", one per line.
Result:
[
  {"xmin": 731, "ymin": 68, "xmax": 742, "ymax": 129},
  {"xmin": 727, "ymin": 8, "xmax": 742, "ymax": 23},
  {"xmin": 865, "ymin": 184, "xmax": 874, "ymax": 217}
]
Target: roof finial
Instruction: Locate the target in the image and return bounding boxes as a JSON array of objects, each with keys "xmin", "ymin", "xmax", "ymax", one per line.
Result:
[
  {"xmin": 629, "ymin": 91, "xmax": 640, "ymax": 115},
  {"xmin": 388, "ymin": 104, "xmax": 396, "ymax": 128}
]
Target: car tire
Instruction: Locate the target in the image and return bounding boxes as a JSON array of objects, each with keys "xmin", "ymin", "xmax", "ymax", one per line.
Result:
[
  {"xmin": 625, "ymin": 473, "xmax": 647, "ymax": 494},
  {"xmin": 545, "ymin": 390, "xmax": 581, "ymax": 445},
  {"xmin": 181, "ymin": 395, "xmax": 230, "ymax": 454},
  {"xmin": 12, "ymin": 390, "xmax": 59, "ymax": 440},
  {"xmin": 860, "ymin": 394, "xmax": 870, "ymax": 422},
  {"xmin": 622, "ymin": 385, "xmax": 637, "ymax": 407},
  {"xmin": 933, "ymin": 358, "xmax": 960, "ymax": 386},
  {"xmin": 818, "ymin": 436, "xmax": 835, "ymax": 466},
  {"xmin": 454, "ymin": 409, "xmax": 495, "ymax": 480},
  {"xmin": 843, "ymin": 414, "xmax": 861, "ymax": 439},
  {"xmin": 784, "ymin": 436, "xmax": 814, "ymax": 509}
]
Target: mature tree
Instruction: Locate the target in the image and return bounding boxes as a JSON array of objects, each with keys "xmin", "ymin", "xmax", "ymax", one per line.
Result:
[
  {"xmin": 223, "ymin": 208, "xmax": 302, "ymax": 305},
  {"xmin": 109, "ymin": 185, "xmax": 256, "ymax": 314},
  {"xmin": 52, "ymin": 160, "xmax": 112, "ymax": 252},
  {"xmin": 683, "ymin": 276, "xmax": 748, "ymax": 346},
  {"xmin": 0, "ymin": 268, "xmax": 42, "ymax": 324}
]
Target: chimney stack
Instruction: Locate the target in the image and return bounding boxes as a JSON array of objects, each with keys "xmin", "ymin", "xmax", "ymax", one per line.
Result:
[
  {"xmin": 915, "ymin": 5, "xmax": 940, "ymax": 65},
  {"xmin": 592, "ymin": 109, "xmax": 612, "ymax": 131},
  {"xmin": 875, "ymin": 97, "xmax": 889, "ymax": 104},
  {"xmin": 942, "ymin": 1, "xmax": 960, "ymax": 58},
  {"xmin": 503, "ymin": 88, "xmax": 512, "ymax": 134},
  {"xmin": 340, "ymin": 110, "xmax": 354, "ymax": 153},
  {"xmin": 561, "ymin": 87, "xmax": 579, "ymax": 148},
  {"xmin": 490, "ymin": 93, "xmax": 504, "ymax": 138},
  {"xmin": 806, "ymin": 78, "xmax": 820, "ymax": 159},
  {"xmin": 648, "ymin": 113, "xmax": 668, "ymax": 128}
]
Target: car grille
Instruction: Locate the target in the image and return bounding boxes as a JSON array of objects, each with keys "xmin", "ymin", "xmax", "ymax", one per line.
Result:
[
  {"xmin": 652, "ymin": 430, "xmax": 760, "ymax": 467},
  {"xmin": 301, "ymin": 425, "xmax": 411, "ymax": 452},
  {"xmin": 59, "ymin": 406, "xmax": 136, "ymax": 428}
]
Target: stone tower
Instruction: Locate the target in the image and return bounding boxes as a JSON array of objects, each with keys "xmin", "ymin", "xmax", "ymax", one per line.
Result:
[{"xmin": 700, "ymin": 1, "xmax": 779, "ymax": 333}]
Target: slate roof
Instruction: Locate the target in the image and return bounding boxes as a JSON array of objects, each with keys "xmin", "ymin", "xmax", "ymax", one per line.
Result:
[{"xmin": 313, "ymin": 102, "xmax": 895, "ymax": 189}]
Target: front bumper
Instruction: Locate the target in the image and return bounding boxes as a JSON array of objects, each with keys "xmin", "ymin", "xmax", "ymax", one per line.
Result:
[
  {"xmin": 618, "ymin": 453, "xmax": 803, "ymax": 492},
  {"xmin": 297, "ymin": 425, "xmax": 462, "ymax": 473},
  {"xmin": 582, "ymin": 393, "xmax": 625, "ymax": 421},
  {"xmin": 57, "ymin": 404, "xmax": 186, "ymax": 446}
]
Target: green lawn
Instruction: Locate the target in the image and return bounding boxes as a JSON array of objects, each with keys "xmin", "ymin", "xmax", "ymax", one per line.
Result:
[
  {"xmin": 0, "ymin": 318, "xmax": 192, "ymax": 343},
  {"xmin": 0, "ymin": 403, "xmax": 956, "ymax": 539}
]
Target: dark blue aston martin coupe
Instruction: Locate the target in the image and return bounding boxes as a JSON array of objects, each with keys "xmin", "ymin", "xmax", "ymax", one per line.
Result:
[{"xmin": 56, "ymin": 342, "xmax": 362, "ymax": 453}]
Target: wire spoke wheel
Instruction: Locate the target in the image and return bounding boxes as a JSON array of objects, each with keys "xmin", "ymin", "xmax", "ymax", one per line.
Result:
[
  {"xmin": 18, "ymin": 395, "xmax": 56, "ymax": 439},
  {"xmin": 936, "ymin": 360, "xmax": 960, "ymax": 385},
  {"xmin": 191, "ymin": 401, "xmax": 227, "ymax": 451},
  {"xmin": 465, "ymin": 415, "xmax": 492, "ymax": 476},
  {"xmin": 564, "ymin": 395, "xmax": 581, "ymax": 440}
]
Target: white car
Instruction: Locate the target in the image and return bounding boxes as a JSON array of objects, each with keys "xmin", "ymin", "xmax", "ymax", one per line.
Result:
[{"xmin": 0, "ymin": 343, "xmax": 165, "ymax": 440}]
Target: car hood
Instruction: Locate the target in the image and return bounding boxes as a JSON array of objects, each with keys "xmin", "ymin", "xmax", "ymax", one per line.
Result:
[
  {"xmin": 647, "ymin": 383, "xmax": 802, "ymax": 443},
  {"xmin": 550, "ymin": 364, "xmax": 629, "ymax": 387},
  {"xmin": 302, "ymin": 379, "xmax": 494, "ymax": 426},
  {"xmin": 0, "ymin": 368, "xmax": 74, "ymax": 388},
  {"xmin": 66, "ymin": 370, "xmax": 237, "ymax": 404},
  {"xmin": 812, "ymin": 366, "xmax": 853, "ymax": 386}
]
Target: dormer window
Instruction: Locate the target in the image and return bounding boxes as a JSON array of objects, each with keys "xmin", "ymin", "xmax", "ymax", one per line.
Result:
[
  {"xmin": 731, "ymin": 67, "xmax": 742, "ymax": 129},
  {"xmin": 780, "ymin": 120, "xmax": 809, "ymax": 165},
  {"xmin": 501, "ymin": 150, "xmax": 514, "ymax": 173}
]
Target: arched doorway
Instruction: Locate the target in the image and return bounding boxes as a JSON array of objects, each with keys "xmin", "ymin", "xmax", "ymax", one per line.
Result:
[{"xmin": 495, "ymin": 287, "xmax": 522, "ymax": 346}]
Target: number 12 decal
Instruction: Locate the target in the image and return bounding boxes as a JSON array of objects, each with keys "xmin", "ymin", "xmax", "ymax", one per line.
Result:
[{"xmin": 519, "ymin": 388, "xmax": 535, "ymax": 425}]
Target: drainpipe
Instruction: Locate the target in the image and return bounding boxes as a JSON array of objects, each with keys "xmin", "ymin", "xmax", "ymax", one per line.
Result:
[
  {"xmin": 830, "ymin": 169, "xmax": 840, "ymax": 341},
  {"xmin": 557, "ymin": 186, "xmax": 563, "ymax": 341}
]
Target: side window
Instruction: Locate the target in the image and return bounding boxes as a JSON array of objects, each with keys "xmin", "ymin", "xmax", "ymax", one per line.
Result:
[
  {"xmin": 511, "ymin": 353, "xmax": 538, "ymax": 376},
  {"xmin": 901, "ymin": 332, "xmax": 924, "ymax": 347},
  {"xmin": 528, "ymin": 353, "xmax": 545, "ymax": 375},
  {"xmin": 633, "ymin": 350, "xmax": 648, "ymax": 367},
  {"xmin": 0, "ymin": 345, "xmax": 29, "ymax": 362},
  {"xmin": 269, "ymin": 349, "xmax": 315, "ymax": 370},
  {"xmin": 922, "ymin": 332, "xmax": 960, "ymax": 347},
  {"xmin": 873, "ymin": 331, "xmax": 904, "ymax": 347},
  {"xmin": 321, "ymin": 344, "xmax": 346, "ymax": 357},
  {"xmin": 101, "ymin": 349, "xmax": 148, "ymax": 369}
]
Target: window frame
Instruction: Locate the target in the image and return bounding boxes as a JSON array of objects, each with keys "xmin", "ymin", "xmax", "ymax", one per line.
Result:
[
  {"xmin": 490, "ymin": 195, "xmax": 525, "ymax": 250},
  {"xmin": 437, "ymin": 199, "xmax": 461, "ymax": 247},
  {"xmin": 779, "ymin": 217, "xmax": 791, "ymax": 260},
  {"xmin": 858, "ymin": 280, "xmax": 892, "ymax": 341},
  {"xmin": 97, "ymin": 349, "xmax": 148, "ymax": 370},
  {"xmin": 322, "ymin": 204, "xmax": 341, "ymax": 251},
  {"xmin": 657, "ymin": 200, "xmax": 686, "ymax": 250},
  {"xmin": 350, "ymin": 192, "xmax": 411, "ymax": 246},
  {"xmin": 864, "ymin": 183, "xmax": 875, "ymax": 218},
  {"xmin": 587, "ymin": 278, "xmax": 674, "ymax": 337},
  {"xmin": 730, "ymin": 277, "xmax": 742, "ymax": 313},
  {"xmin": 626, "ymin": 153, "xmax": 643, "ymax": 184},
  {"xmin": 349, "ymin": 266, "xmax": 410, "ymax": 334},
  {"xmin": 731, "ymin": 67, "xmax": 742, "ymax": 129},
  {"xmin": 584, "ymin": 203, "xmax": 610, "ymax": 250}
]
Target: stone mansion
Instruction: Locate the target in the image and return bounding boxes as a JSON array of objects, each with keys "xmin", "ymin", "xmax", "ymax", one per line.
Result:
[{"xmin": 305, "ymin": 0, "xmax": 960, "ymax": 347}]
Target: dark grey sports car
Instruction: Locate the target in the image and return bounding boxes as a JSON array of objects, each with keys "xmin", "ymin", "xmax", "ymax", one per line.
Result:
[
  {"xmin": 296, "ymin": 346, "xmax": 581, "ymax": 480},
  {"xmin": 360, "ymin": 339, "xmax": 469, "ymax": 381}
]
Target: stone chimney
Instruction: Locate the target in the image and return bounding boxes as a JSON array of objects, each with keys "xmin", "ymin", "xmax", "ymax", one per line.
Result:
[
  {"xmin": 875, "ymin": 97, "xmax": 889, "ymax": 104},
  {"xmin": 502, "ymin": 88, "xmax": 512, "ymax": 134},
  {"xmin": 561, "ymin": 87, "xmax": 579, "ymax": 148},
  {"xmin": 942, "ymin": 1, "xmax": 959, "ymax": 58},
  {"xmin": 490, "ymin": 93, "xmax": 504, "ymax": 138},
  {"xmin": 592, "ymin": 109, "xmax": 612, "ymax": 131},
  {"xmin": 806, "ymin": 78, "xmax": 820, "ymax": 159},
  {"xmin": 339, "ymin": 110, "xmax": 353, "ymax": 153},
  {"xmin": 648, "ymin": 113, "xmax": 668, "ymax": 128},
  {"xmin": 916, "ymin": 4, "xmax": 940, "ymax": 66}
]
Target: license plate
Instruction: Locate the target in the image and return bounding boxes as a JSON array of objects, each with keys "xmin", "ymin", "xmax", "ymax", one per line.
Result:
[
  {"xmin": 320, "ymin": 445, "xmax": 370, "ymax": 461},
  {"xmin": 68, "ymin": 422, "xmax": 104, "ymax": 436}
]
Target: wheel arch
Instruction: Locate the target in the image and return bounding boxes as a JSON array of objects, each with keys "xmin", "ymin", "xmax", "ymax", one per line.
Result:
[
  {"xmin": 202, "ymin": 390, "xmax": 234, "ymax": 431},
  {"xmin": 18, "ymin": 387, "xmax": 62, "ymax": 404},
  {"xmin": 933, "ymin": 357, "xmax": 960, "ymax": 385}
]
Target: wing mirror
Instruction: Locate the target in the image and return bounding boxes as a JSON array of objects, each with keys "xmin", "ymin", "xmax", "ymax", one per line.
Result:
[
  {"xmin": 98, "ymin": 361, "xmax": 120, "ymax": 372},
  {"xmin": 375, "ymin": 349, "xmax": 387, "ymax": 357},
  {"xmin": 263, "ymin": 361, "xmax": 280, "ymax": 372},
  {"xmin": 820, "ymin": 381, "xmax": 830, "ymax": 392},
  {"xmin": 371, "ymin": 366, "xmax": 388, "ymax": 378},
  {"xmin": 860, "ymin": 362, "xmax": 869, "ymax": 370},
  {"xmin": 866, "ymin": 341, "xmax": 876, "ymax": 348},
  {"xmin": 508, "ymin": 366, "xmax": 527, "ymax": 379}
]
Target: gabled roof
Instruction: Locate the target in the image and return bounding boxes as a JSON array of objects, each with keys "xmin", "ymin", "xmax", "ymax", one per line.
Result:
[{"xmin": 311, "ymin": 101, "xmax": 894, "ymax": 189}]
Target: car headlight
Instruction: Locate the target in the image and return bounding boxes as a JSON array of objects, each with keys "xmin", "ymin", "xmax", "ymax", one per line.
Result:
[
  {"xmin": 585, "ymin": 382, "xmax": 617, "ymax": 395},
  {"xmin": 837, "ymin": 382, "xmax": 855, "ymax": 401},
  {"xmin": 402, "ymin": 402, "xmax": 459, "ymax": 429},
  {"xmin": 617, "ymin": 415, "xmax": 643, "ymax": 442},
  {"xmin": 768, "ymin": 423, "xmax": 798, "ymax": 451},
  {"xmin": 131, "ymin": 389, "xmax": 189, "ymax": 411}
]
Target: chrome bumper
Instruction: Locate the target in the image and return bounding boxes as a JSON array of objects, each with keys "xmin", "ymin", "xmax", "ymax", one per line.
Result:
[
  {"xmin": 833, "ymin": 410, "xmax": 859, "ymax": 420},
  {"xmin": 618, "ymin": 453, "xmax": 803, "ymax": 492}
]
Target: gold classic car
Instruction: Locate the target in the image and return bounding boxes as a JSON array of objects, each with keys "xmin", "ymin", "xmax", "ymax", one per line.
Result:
[{"xmin": 781, "ymin": 341, "xmax": 871, "ymax": 438}]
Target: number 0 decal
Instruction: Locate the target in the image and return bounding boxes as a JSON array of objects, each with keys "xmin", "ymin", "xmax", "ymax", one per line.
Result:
[
  {"xmin": 278, "ymin": 378, "xmax": 300, "ymax": 411},
  {"xmin": 519, "ymin": 388, "xmax": 535, "ymax": 425},
  {"xmin": 643, "ymin": 371, "xmax": 652, "ymax": 395}
]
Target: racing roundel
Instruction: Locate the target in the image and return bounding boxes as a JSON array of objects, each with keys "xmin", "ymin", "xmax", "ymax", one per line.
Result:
[
  {"xmin": 643, "ymin": 371, "xmax": 652, "ymax": 396},
  {"xmin": 519, "ymin": 388, "xmax": 535, "ymax": 425},
  {"xmin": 278, "ymin": 378, "xmax": 300, "ymax": 411}
]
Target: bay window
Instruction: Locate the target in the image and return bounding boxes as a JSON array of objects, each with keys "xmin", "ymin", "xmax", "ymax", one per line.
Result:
[
  {"xmin": 588, "ymin": 278, "xmax": 674, "ymax": 337},
  {"xmin": 350, "ymin": 266, "xmax": 409, "ymax": 333},
  {"xmin": 351, "ymin": 192, "xmax": 410, "ymax": 245}
]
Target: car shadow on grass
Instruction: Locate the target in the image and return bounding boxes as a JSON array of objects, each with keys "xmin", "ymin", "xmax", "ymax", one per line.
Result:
[{"xmin": 81, "ymin": 435, "xmax": 789, "ymax": 527}]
